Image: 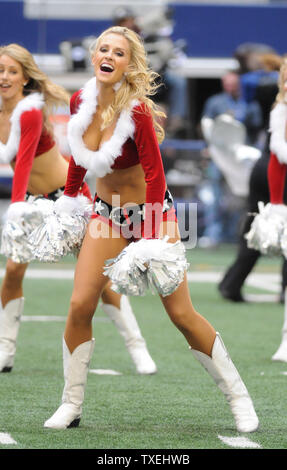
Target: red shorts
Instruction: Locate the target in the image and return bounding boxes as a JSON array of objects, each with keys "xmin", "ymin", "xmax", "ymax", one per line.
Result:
[{"xmin": 91, "ymin": 189, "xmax": 177, "ymax": 241}]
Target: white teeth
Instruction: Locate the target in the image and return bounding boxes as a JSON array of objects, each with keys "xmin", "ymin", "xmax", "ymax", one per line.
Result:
[{"xmin": 101, "ymin": 63, "xmax": 114, "ymax": 71}]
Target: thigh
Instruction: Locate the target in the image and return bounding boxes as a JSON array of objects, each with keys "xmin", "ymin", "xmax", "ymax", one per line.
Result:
[
  {"xmin": 158, "ymin": 220, "xmax": 195, "ymax": 314},
  {"xmin": 5, "ymin": 259, "xmax": 29, "ymax": 279},
  {"xmin": 72, "ymin": 218, "xmax": 128, "ymax": 308},
  {"xmin": 158, "ymin": 219, "xmax": 181, "ymax": 243}
]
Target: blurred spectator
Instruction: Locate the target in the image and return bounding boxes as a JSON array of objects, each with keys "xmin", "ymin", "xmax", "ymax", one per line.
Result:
[
  {"xmin": 234, "ymin": 42, "xmax": 277, "ymax": 74},
  {"xmin": 203, "ymin": 71, "xmax": 262, "ymax": 145},
  {"xmin": 218, "ymin": 53, "xmax": 287, "ymax": 303},
  {"xmin": 198, "ymin": 71, "xmax": 262, "ymax": 248},
  {"xmin": 113, "ymin": 6, "xmax": 189, "ymax": 138}
]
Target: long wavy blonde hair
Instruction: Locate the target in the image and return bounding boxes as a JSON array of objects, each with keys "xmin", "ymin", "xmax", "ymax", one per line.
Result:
[
  {"xmin": 0, "ymin": 43, "xmax": 70, "ymax": 132},
  {"xmin": 275, "ymin": 57, "xmax": 287, "ymax": 104},
  {"xmin": 90, "ymin": 26, "xmax": 166, "ymax": 143}
]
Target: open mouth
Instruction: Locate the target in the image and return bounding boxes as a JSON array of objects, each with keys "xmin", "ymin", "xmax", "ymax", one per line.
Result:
[
  {"xmin": 100, "ymin": 63, "xmax": 114, "ymax": 73},
  {"xmin": 0, "ymin": 84, "xmax": 10, "ymax": 89}
]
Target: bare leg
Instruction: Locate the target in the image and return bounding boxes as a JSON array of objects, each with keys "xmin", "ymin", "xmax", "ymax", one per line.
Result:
[
  {"xmin": 161, "ymin": 274, "xmax": 216, "ymax": 356},
  {"xmin": 64, "ymin": 219, "xmax": 128, "ymax": 352},
  {"xmin": 159, "ymin": 220, "xmax": 216, "ymax": 356},
  {"xmin": 159, "ymin": 220, "xmax": 258, "ymax": 433},
  {"xmin": 1, "ymin": 259, "xmax": 28, "ymax": 307},
  {"xmin": 0, "ymin": 259, "xmax": 27, "ymax": 371},
  {"xmin": 44, "ymin": 220, "xmax": 129, "ymax": 429},
  {"xmin": 101, "ymin": 283, "xmax": 121, "ymax": 309}
]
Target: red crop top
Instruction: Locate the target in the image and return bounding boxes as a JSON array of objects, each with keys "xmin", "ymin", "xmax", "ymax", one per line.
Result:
[
  {"xmin": 7, "ymin": 108, "xmax": 55, "ymax": 202},
  {"xmin": 268, "ymin": 152, "xmax": 287, "ymax": 204},
  {"xmin": 64, "ymin": 87, "xmax": 167, "ymax": 238}
]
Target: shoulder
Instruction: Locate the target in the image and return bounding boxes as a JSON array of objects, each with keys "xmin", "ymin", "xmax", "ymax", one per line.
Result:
[
  {"xmin": 131, "ymin": 101, "xmax": 153, "ymax": 126},
  {"xmin": 70, "ymin": 90, "xmax": 83, "ymax": 114},
  {"xmin": 20, "ymin": 107, "xmax": 43, "ymax": 128}
]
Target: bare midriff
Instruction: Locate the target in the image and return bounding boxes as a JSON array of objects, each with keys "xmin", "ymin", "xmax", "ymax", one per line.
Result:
[
  {"xmin": 95, "ymin": 164, "xmax": 147, "ymax": 207},
  {"xmin": 10, "ymin": 145, "xmax": 69, "ymax": 195}
]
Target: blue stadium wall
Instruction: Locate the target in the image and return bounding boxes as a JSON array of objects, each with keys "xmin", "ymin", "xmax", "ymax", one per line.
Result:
[{"xmin": 0, "ymin": 1, "xmax": 286, "ymax": 57}]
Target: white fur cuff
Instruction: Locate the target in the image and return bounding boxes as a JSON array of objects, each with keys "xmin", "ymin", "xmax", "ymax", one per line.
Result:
[{"xmin": 54, "ymin": 194, "xmax": 92, "ymax": 217}]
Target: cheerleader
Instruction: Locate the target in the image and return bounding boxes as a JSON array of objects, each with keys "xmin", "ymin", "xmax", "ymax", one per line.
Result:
[
  {"xmin": 43, "ymin": 27, "xmax": 259, "ymax": 432},
  {"xmin": 0, "ymin": 43, "xmax": 156, "ymax": 375},
  {"xmin": 267, "ymin": 59, "xmax": 287, "ymax": 362}
]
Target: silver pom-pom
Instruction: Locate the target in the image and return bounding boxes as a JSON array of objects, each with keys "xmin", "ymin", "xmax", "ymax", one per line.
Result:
[
  {"xmin": 104, "ymin": 236, "xmax": 189, "ymax": 297},
  {"xmin": 29, "ymin": 197, "xmax": 92, "ymax": 262},
  {"xmin": 0, "ymin": 199, "xmax": 48, "ymax": 263},
  {"xmin": 245, "ymin": 202, "xmax": 287, "ymax": 255}
]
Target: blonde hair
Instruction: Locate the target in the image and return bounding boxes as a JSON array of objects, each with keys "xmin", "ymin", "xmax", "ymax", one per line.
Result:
[
  {"xmin": 260, "ymin": 53, "xmax": 282, "ymax": 72},
  {"xmin": 276, "ymin": 57, "xmax": 287, "ymax": 104},
  {"xmin": 90, "ymin": 26, "xmax": 166, "ymax": 143},
  {"xmin": 0, "ymin": 43, "xmax": 70, "ymax": 133}
]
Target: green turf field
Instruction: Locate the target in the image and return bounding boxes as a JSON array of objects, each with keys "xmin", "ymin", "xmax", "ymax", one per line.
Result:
[{"xmin": 0, "ymin": 245, "xmax": 286, "ymax": 450}]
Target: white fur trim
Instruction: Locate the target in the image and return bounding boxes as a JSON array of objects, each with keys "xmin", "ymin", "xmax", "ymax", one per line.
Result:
[
  {"xmin": 54, "ymin": 194, "xmax": 90, "ymax": 216},
  {"xmin": 269, "ymin": 102, "xmax": 287, "ymax": 164},
  {"xmin": 67, "ymin": 77, "xmax": 139, "ymax": 176},
  {"xmin": 0, "ymin": 93, "xmax": 44, "ymax": 164},
  {"xmin": 4, "ymin": 201, "xmax": 41, "ymax": 223}
]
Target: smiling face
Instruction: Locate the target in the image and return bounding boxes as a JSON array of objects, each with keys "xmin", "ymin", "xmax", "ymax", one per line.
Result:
[
  {"xmin": 92, "ymin": 33, "xmax": 131, "ymax": 87},
  {"xmin": 0, "ymin": 54, "xmax": 27, "ymax": 102}
]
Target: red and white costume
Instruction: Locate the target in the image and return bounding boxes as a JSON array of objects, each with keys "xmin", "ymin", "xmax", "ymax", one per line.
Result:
[
  {"xmin": 64, "ymin": 76, "xmax": 175, "ymax": 239},
  {"xmin": 268, "ymin": 102, "xmax": 287, "ymax": 204},
  {"xmin": 0, "ymin": 93, "xmax": 55, "ymax": 202},
  {"xmin": 267, "ymin": 101, "xmax": 287, "ymax": 363}
]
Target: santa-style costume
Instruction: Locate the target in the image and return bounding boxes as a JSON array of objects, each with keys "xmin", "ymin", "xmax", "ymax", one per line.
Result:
[
  {"xmin": 44, "ymin": 78, "xmax": 258, "ymax": 433},
  {"xmin": 268, "ymin": 102, "xmax": 287, "ymax": 362},
  {"xmin": 0, "ymin": 93, "xmax": 63, "ymax": 373},
  {"xmin": 0, "ymin": 91, "xmax": 156, "ymax": 375}
]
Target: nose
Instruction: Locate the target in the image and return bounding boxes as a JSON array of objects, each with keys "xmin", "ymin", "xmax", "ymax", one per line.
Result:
[
  {"xmin": 1, "ymin": 69, "xmax": 8, "ymax": 79},
  {"xmin": 104, "ymin": 50, "xmax": 113, "ymax": 60}
]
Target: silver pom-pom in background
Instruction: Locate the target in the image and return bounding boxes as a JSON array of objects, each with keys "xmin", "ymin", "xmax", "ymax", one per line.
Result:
[
  {"xmin": 104, "ymin": 236, "xmax": 189, "ymax": 297},
  {"xmin": 0, "ymin": 197, "xmax": 51, "ymax": 263},
  {"xmin": 245, "ymin": 202, "xmax": 287, "ymax": 255},
  {"xmin": 29, "ymin": 196, "xmax": 93, "ymax": 262}
]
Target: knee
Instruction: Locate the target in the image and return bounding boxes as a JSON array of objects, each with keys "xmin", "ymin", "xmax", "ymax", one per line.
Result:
[
  {"xmin": 68, "ymin": 296, "xmax": 96, "ymax": 328},
  {"xmin": 4, "ymin": 261, "xmax": 26, "ymax": 287},
  {"xmin": 167, "ymin": 305, "xmax": 196, "ymax": 332}
]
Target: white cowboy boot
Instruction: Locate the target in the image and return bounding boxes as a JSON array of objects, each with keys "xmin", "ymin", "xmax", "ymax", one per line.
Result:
[
  {"xmin": 101, "ymin": 295, "xmax": 157, "ymax": 374},
  {"xmin": 272, "ymin": 289, "xmax": 287, "ymax": 362},
  {"xmin": 44, "ymin": 337, "xmax": 95, "ymax": 429},
  {"xmin": 0, "ymin": 297, "xmax": 25, "ymax": 372},
  {"xmin": 190, "ymin": 332, "xmax": 259, "ymax": 433}
]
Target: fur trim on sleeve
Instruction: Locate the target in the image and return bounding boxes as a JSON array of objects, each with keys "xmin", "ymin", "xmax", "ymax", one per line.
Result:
[
  {"xmin": 269, "ymin": 102, "xmax": 287, "ymax": 164},
  {"xmin": 0, "ymin": 93, "xmax": 44, "ymax": 164}
]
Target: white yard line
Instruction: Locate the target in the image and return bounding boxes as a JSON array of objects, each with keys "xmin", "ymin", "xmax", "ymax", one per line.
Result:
[
  {"xmin": 0, "ymin": 268, "xmax": 75, "ymax": 280},
  {"xmin": 0, "ymin": 268, "xmax": 280, "ymax": 293},
  {"xmin": 0, "ymin": 432, "xmax": 17, "ymax": 445},
  {"xmin": 90, "ymin": 369, "xmax": 122, "ymax": 375},
  {"xmin": 186, "ymin": 271, "xmax": 280, "ymax": 292},
  {"xmin": 21, "ymin": 315, "xmax": 110, "ymax": 322},
  {"xmin": 218, "ymin": 435, "xmax": 262, "ymax": 449}
]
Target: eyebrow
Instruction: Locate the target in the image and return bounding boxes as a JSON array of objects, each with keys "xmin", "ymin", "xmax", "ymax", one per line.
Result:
[{"xmin": 100, "ymin": 43, "xmax": 127, "ymax": 53}]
